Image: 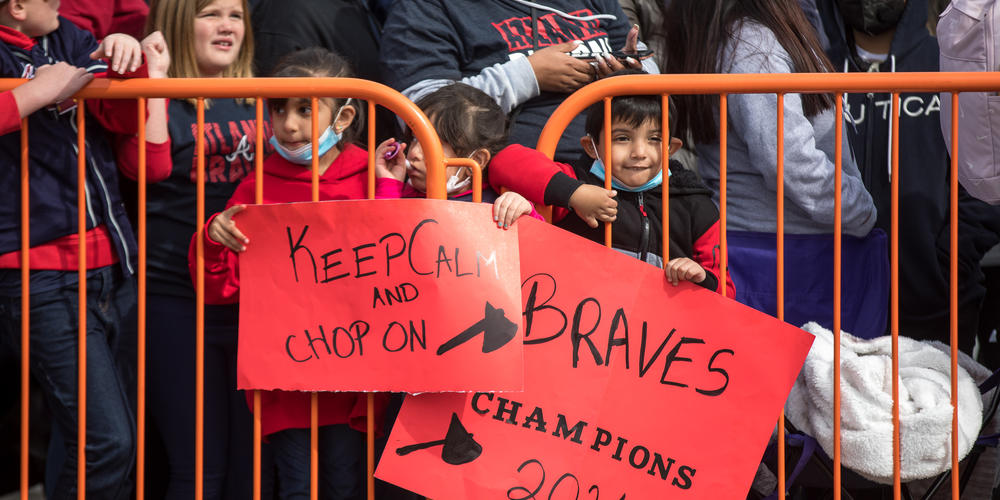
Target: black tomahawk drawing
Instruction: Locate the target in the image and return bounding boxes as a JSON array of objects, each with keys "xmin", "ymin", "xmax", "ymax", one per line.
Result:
[
  {"xmin": 436, "ymin": 301, "xmax": 518, "ymax": 355},
  {"xmin": 395, "ymin": 412, "xmax": 483, "ymax": 465}
]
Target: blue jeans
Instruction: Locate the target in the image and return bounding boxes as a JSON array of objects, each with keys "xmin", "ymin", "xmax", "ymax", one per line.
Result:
[
  {"xmin": 0, "ymin": 266, "xmax": 136, "ymax": 500},
  {"xmin": 270, "ymin": 425, "xmax": 362, "ymax": 500}
]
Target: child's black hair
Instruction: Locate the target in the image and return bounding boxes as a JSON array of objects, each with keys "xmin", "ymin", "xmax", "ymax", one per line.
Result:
[
  {"xmin": 267, "ymin": 47, "xmax": 363, "ymax": 145},
  {"xmin": 412, "ymin": 83, "xmax": 508, "ymax": 161},
  {"xmin": 584, "ymin": 69, "xmax": 676, "ymax": 141}
]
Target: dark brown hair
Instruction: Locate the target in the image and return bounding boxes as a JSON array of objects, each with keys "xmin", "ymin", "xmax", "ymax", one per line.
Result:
[
  {"xmin": 413, "ymin": 83, "xmax": 508, "ymax": 161},
  {"xmin": 267, "ymin": 47, "xmax": 363, "ymax": 145},
  {"xmin": 664, "ymin": 0, "xmax": 835, "ymax": 143},
  {"xmin": 584, "ymin": 69, "xmax": 676, "ymax": 141}
]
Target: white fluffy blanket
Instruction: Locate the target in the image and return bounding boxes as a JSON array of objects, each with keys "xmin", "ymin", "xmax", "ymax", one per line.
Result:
[{"xmin": 784, "ymin": 322, "xmax": 983, "ymax": 484}]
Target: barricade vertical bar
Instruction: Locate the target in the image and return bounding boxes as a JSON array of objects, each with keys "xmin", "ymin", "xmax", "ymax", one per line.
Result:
[
  {"xmin": 603, "ymin": 97, "xmax": 612, "ymax": 248},
  {"xmin": 890, "ymin": 92, "xmax": 901, "ymax": 500},
  {"xmin": 719, "ymin": 94, "xmax": 728, "ymax": 299},
  {"xmin": 833, "ymin": 93, "xmax": 844, "ymax": 500},
  {"xmin": 661, "ymin": 94, "xmax": 669, "ymax": 264},
  {"xmin": 76, "ymin": 99, "xmax": 88, "ymax": 500},
  {"xmin": 195, "ymin": 97, "xmax": 206, "ymax": 500},
  {"xmin": 137, "ymin": 97, "xmax": 148, "ymax": 500},
  {"xmin": 366, "ymin": 99, "xmax": 376, "ymax": 500},
  {"xmin": 776, "ymin": 93, "xmax": 785, "ymax": 500},
  {"xmin": 19, "ymin": 116, "xmax": 29, "ymax": 500},
  {"xmin": 253, "ymin": 97, "xmax": 264, "ymax": 500},
  {"xmin": 949, "ymin": 92, "xmax": 960, "ymax": 499},
  {"xmin": 310, "ymin": 96, "xmax": 320, "ymax": 500}
]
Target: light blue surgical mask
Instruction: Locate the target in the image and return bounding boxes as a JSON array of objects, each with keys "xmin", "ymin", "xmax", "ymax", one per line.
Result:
[
  {"xmin": 589, "ymin": 158, "xmax": 666, "ymax": 192},
  {"xmin": 269, "ymin": 99, "xmax": 352, "ymax": 165}
]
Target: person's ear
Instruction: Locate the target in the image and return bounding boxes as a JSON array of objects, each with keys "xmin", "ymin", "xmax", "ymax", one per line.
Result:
[
  {"xmin": 469, "ymin": 148, "xmax": 491, "ymax": 173},
  {"xmin": 580, "ymin": 135, "xmax": 599, "ymax": 160},
  {"xmin": 668, "ymin": 137, "xmax": 683, "ymax": 156},
  {"xmin": 333, "ymin": 104, "xmax": 356, "ymax": 134},
  {"xmin": 6, "ymin": 0, "xmax": 28, "ymax": 22}
]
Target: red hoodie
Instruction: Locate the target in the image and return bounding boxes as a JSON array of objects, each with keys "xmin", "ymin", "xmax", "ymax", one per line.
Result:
[{"xmin": 189, "ymin": 144, "xmax": 393, "ymax": 436}]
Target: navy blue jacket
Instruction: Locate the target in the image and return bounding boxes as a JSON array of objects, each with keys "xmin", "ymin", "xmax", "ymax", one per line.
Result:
[{"xmin": 0, "ymin": 18, "xmax": 137, "ymax": 277}]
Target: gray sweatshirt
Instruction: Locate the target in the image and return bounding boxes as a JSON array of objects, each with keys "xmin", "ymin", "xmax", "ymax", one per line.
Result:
[{"xmin": 694, "ymin": 21, "xmax": 876, "ymax": 237}]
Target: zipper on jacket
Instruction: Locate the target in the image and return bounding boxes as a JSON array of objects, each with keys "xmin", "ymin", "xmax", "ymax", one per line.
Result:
[{"xmin": 637, "ymin": 191, "xmax": 650, "ymax": 263}]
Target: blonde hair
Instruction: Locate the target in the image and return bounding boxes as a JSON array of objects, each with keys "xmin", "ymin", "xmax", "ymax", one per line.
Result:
[{"xmin": 146, "ymin": 0, "xmax": 255, "ymax": 80}]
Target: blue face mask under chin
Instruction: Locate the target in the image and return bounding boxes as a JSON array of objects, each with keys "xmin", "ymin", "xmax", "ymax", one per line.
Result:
[
  {"xmin": 270, "ymin": 126, "xmax": 342, "ymax": 165},
  {"xmin": 269, "ymin": 100, "xmax": 352, "ymax": 165},
  {"xmin": 589, "ymin": 158, "xmax": 666, "ymax": 192}
]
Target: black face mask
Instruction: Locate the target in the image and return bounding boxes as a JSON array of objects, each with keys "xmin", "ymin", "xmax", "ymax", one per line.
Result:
[{"xmin": 835, "ymin": 0, "xmax": 907, "ymax": 36}]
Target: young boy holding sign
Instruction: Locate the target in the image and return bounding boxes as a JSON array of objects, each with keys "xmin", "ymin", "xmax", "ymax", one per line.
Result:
[{"xmin": 490, "ymin": 70, "xmax": 735, "ymax": 294}]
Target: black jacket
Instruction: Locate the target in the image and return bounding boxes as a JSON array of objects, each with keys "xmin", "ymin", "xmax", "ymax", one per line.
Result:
[{"xmin": 818, "ymin": 0, "xmax": 1000, "ymax": 346}]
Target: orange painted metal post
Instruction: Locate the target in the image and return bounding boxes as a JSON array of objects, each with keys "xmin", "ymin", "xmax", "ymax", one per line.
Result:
[
  {"xmin": 253, "ymin": 96, "xmax": 264, "ymax": 500},
  {"xmin": 833, "ymin": 94, "xmax": 844, "ymax": 500},
  {"xmin": 661, "ymin": 95, "xmax": 670, "ymax": 265},
  {"xmin": 195, "ymin": 97, "xmax": 206, "ymax": 500},
  {"xmin": 890, "ymin": 92, "xmax": 901, "ymax": 500},
  {"xmin": 603, "ymin": 97, "xmax": 612, "ymax": 248},
  {"xmin": 949, "ymin": 92, "xmax": 960, "ymax": 499},
  {"xmin": 310, "ymin": 96, "xmax": 320, "ymax": 500},
  {"xmin": 776, "ymin": 93, "xmax": 786, "ymax": 500},
  {"xmin": 76, "ymin": 99, "xmax": 88, "ymax": 500},
  {"xmin": 445, "ymin": 158, "xmax": 483, "ymax": 204},
  {"xmin": 366, "ymin": 99, "xmax": 376, "ymax": 500},
  {"xmin": 137, "ymin": 97, "xmax": 148, "ymax": 500},
  {"xmin": 19, "ymin": 117, "xmax": 29, "ymax": 500},
  {"xmin": 718, "ymin": 94, "xmax": 728, "ymax": 300}
]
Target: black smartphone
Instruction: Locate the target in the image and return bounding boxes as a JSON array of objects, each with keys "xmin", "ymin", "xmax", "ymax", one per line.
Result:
[{"xmin": 571, "ymin": 49, "xmax": 654, "ymax": 62}]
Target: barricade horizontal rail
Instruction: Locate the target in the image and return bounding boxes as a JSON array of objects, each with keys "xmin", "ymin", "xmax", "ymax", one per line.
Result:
[{"xmin": 5, "ymin": 71, "xmax": 999, "ymax": 499}]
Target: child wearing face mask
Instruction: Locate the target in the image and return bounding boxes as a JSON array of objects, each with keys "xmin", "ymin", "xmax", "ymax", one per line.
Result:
[
  {"xmin": 488, "ymin": 71, "xmax": 735, "ymax": 294},
  {"xmin": 191, "ymin": 47, "xmax": 387, "ymax": 500},
  {"xmin": 372, "ymin": 83, "xmax": 541, "ymax": 229}
]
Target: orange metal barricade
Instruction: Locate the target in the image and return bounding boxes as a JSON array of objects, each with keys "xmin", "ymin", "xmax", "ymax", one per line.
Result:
[
  {"xmin": 535, "ymin": 72, "xmax": 1000, "ymax": 500},
  {"xmin": 2, "ymin": 77, "xmax": 444, "ymax": 500},
  {"xmin": 3, "ymin": 70, "xmax": 999, "ymax": 499}
]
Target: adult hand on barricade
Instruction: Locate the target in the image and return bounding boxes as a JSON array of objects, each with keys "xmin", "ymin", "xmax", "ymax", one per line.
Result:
[
  {"xmin": 568, "ymin": 184, "xmax": 617, "ymax": 228},
  {"xmin": 528, "ymin": 40, "xmax": 594, "ymax": 93},
  {"xmin": 492, "ymin": 191, "xmax": 533, "ymax": 229},
  {"xmin": 664, "ymin": 257, "xmax": 706, "ymax": 286},
  {"xmin": 208, "ymin": 205, "xmax": 249, "ymax": 252},
  {"xmin": 91, "ymin": 33, "xmax": 143, "ymax": 74},
  {"xmin": 33, "ymin": 62, "xmax": 94, "ymax": 104}
]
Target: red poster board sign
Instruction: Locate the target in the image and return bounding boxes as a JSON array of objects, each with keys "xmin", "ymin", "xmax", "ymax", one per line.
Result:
[
  {"xmin": 237, "ymin": 199, "xmax": 523, "ymax": 392},
  {"xmin": 377, "ymin": 218, "xmax": 814, "ymax": 498}
]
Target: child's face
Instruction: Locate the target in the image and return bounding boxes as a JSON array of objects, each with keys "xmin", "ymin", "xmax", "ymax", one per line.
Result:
[
  {"xmin": 270, "ymin": 97, "xmax": 333, "ymax": 152},
  {"xmin": 17, "ymin": 0, "xmax": 60, "ymax": 38},
  {"xmin": 193, "ymin": 0, "xmax": 244, "ymax": 77},
  {"xmin": 584, "ymin": 118, "xmax": 668, "ymax": 189},
  {"xmin": 405, "ymin": 139, "xmax": 463, "ymax": 193}
]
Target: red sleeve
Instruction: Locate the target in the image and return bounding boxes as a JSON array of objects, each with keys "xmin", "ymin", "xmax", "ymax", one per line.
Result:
[
  {"xmin": 114, "ymin": 98, "xmax": 172, "ymax": 182},
  {"xmin": 489, "ymin": 144, "xmax": 568, "ymax": 203},
  {"xmin": 691, "ymin": 220, "xmax": 736, "ymax": 297},
  {"xmin": 188, "ymin": 185, "xmax": 253, "ymax": 305},
  {"xmin": 0, "ymin": 91, "xmax": 21, "ymax": 136},
  {"xmin": 375, "ymin": 177, "xmax": 404, "ymax": 199},
  {"xmin": 89, "ymin": 64, "xmax": 149, "ymax": 135},
  {"xmin": 488, "ymin": 144, "xmax": 576, "ymax": 222}
]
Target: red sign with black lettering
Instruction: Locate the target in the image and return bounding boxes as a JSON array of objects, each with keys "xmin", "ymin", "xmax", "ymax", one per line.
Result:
[
  {"xmin": 376, "ymin": 218, "xmax": 814, "ymax": 498},
  {"xmin": 236, "ymin": 199, "xmax": 523, "ymax": 392}
]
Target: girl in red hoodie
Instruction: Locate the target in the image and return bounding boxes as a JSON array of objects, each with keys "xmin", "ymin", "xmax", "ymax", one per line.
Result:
[{"xmin": 189, "ymin": 47, "xmax": 388, "ymax": 499}]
